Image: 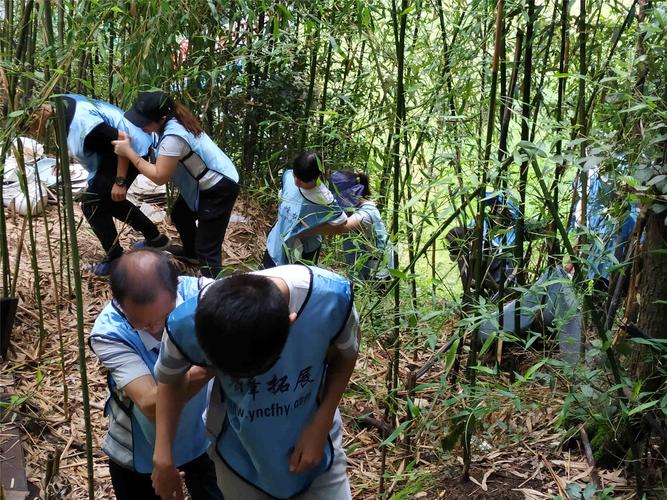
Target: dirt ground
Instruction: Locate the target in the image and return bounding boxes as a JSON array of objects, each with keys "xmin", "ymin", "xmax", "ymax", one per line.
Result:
[{"xmin": 1, "ymin": 193, "xmax": 634, "ymax": 499}]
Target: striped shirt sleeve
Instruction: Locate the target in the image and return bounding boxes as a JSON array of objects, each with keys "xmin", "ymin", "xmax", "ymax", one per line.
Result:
[{"xmin": 154, "ymin": 333, "xmax": 191, "ymax": 384}]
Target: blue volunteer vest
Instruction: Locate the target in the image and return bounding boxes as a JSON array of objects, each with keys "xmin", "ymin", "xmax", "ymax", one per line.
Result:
[
  {"xmin": 477, "ymin": 194, "xmax": 519, "ymax": 284},
  {"xmin": 158, "ymin": 119, "xmax": 239, "ymax": 211},
  {"xmin": 64, "ymin": 94, "xmax": 153, "ymax": 184},
  {"xmin": 90, "ymin": 277, "xmax": 209, "ymax": 473},
  {"xmin": 167, "ymin": 266, "xmax": 353, "ymax": 499},
  {"xmin": 342, "ymin": 202, "xmax": 392, "ymax": 279},
  {"xmin": 266, "ymin": 170, "xmax": 344, "ymax": 266},
  {"xmin": 582, "ymin": 174, "xmax": 638, "ymax": 279}
]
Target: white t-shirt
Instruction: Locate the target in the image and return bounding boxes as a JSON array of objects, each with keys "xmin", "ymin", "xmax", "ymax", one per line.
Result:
[{"xmin": 158, "ymin": 135, "xmax": 222, "ymax": 190}]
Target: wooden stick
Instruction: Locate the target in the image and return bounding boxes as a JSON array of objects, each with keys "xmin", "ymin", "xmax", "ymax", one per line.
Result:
[{"xmin": 579, "ymin": 428, "xmax": 601, "ymax": 488}]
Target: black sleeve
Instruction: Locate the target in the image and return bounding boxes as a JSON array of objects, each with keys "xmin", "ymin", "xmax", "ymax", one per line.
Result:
[{"xmin": 83, "ymin": 122, "xmax": 119, "ymax": 156}]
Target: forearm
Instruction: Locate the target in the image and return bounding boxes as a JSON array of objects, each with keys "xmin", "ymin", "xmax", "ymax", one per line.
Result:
[
  {"xmin": 300, "ymin": 218, "xmax": 356, "ymax": 239},
  {"xmin": 126, "ymin": 149, "xmax": 170, "ymax": 185},
  {"xmin": 315, "ymin": 351, "xmax": 356, "ymax": 423},
  {"xmin": 153, "ymin": 376, "xmax": 189, "ymax": 467},
  {"xmin": 116, "ymin": 155, "xmax": 130, "ymax": 179},
  {"xmin": 133, "ymin": 368, "xmax": 211, "ymax": 424}
]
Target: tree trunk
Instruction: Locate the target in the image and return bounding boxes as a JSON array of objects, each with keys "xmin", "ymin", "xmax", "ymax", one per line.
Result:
[{"xmin": 634, "ymin": 208, "xmax": 667, "ymax": 387}]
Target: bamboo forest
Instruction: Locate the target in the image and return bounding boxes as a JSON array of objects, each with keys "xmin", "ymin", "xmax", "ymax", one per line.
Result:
[{"xmin": 1, "ymin": 0, "xmax": 666, "ymax": 498}]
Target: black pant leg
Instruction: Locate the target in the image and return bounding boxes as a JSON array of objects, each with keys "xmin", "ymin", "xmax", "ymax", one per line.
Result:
[
  {"xmin": 171, "ymin": 195, "xmax": 198, "ymax": 258},
  {"xmin": 181, "ymin": 453, "xmax": 224, "ymax": 500},
  {"xmin": 301, "ymin": 245, "xmax": 321, "ymax": 265},
  {"xmin": 108, "ymin": 459, "xmax": 160, "ymax": 500},
  {"xmin": 81, "ymin": 184, "xmax": 124, "ymax": 260},
  {"xmin": 83, "ymin": 150, "xmax": 160, "ymax": 258},
  {"xmin": 261, "ymin": 249, "xmax": 276, "ymax": 269},
  {"xmin": 106, "ymin": 197, "xmax": 160, "ymax": 241},
  {"xmin": 195, "ymin": 178, "xmax": 240, "ymax": 278},
  {"xmin": 94, "ymin": 152, "xmax": 160, "ymax": 241}
]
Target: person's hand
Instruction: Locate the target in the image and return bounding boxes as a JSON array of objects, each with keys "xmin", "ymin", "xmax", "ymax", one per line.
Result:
[
  {"xmin": 112, "ymin": 130, "xmax": 134, "ymax": 158},
  {"xmin": 151, "ymin": 460, "xmax": 186, "ymax": 500},
  {"xmin": 111, "ymin": 183, "xmax": 128, "ymax": 202},
  {"xmin": 288, "ymin": 414, "xmax": 331, "ymax": 473},
  {"xmin": 564, "ymin": 262, "xmax": 574, "ymax": 274}
]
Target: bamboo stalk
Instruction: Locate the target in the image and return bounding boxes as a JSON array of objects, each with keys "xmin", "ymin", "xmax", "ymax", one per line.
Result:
[
  {"xmin": 10, "ymin": 212, "xmax": 27, "ymax": 298},
  {"xmin": 528, "ymin": 2, "xmax": 559, "ymax": 144},
  {"xmin": 497, "ymin": 29, "xmax": 523, "ymax": 168},
  {"xmin": 8, "ymin": 0, "xmax": 34, "ymax": 106},
  {"xmin": 379, "ymin": 1, "xmax": 409, "ymax": 496},
  {"xmin": 389, "ymin": 0, "xmax": 408, "ymax": 413},
  {"xmin": 435, "ymin": 4, "xmax": 468, "ymax": 217},
  {"xmin": 35, "ymin": 167, "xmax": 70, "ymax": 418},
  {"xmin": 318, "ymin": 37, "xmax": 332, "ymax": 135},
  {"xmin": 515, "ymin": 0, "xmax": 534, "ymax": 284},
  {"xmin": 53, "ymin": 96, "xmax": 95, "ymax": 500},
  {"xmin": 576, "ymin": 0, "xmax": 588, "ymax": 253},
  {"xmin": 463, "ymin": 0, "xmax": 503, "ymax": 481},
  {"xmin": 547, "ymin": 0, "xmax": 570, "ymax": 259},
  {"xmin": 11, "ymin": 139, "xmax": 48, "ymax": 356},
  {"xmin": 300, "ymin": 20, "xmax": 320, "ymax": 149},
  {"xmin": 584, "ymin": 0, "xmax": 638, "ymax": 119},
  {"xmin": 0, "ymin": 144, "xmax": 12, "ymax": 296}
]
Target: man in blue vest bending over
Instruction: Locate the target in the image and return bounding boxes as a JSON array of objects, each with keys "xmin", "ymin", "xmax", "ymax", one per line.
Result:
[
  {"xmin": 90, "ymin": 249, "xmax": 223, "ymax": 499},
  {"xmin": 151, "ymin": 264, "xmax": 359, "ymax": 500}
]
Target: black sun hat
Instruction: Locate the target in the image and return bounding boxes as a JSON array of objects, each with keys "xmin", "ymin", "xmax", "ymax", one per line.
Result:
[{"xmin": 124, "ymin": 91, "xmax": 174, "ymax": 128}]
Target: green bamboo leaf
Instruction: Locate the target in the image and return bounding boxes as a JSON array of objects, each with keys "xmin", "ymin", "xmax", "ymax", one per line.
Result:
[
  {"xmin": 627, "ymin": 400, "xmax": 658, "ymax": 416},
  {"xmin": 523, "ymin": 359, "xmax": 546, "ymax": 380},
  {"xmin": 444, "ymin": 339, "xmax": 460, "ymax": 374},
  {"xmin": 472, "ymin": 365, "xmax": 497, "ymax": 375},
  {"xmin": 381, "ymin": 420, "xmax": 411, "ymax": 447}
]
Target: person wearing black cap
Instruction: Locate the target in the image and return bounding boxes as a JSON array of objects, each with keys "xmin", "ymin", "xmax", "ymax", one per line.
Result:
[{"xmin": 112, "ymin": 91, "xmax": 240, "ymax": 278}]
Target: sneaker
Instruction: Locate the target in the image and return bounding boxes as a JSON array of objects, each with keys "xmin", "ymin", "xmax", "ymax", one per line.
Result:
[
  {"xmin": 165, "ymin": 244, "xmax": 199, "ymax": 265},
  {"xmin": 89, "ymin": 257, "xmax": 119, "ymax": 276},
  {"xmin": 131, "ymin": 234, "xmax": 171, "ymax": 251}
]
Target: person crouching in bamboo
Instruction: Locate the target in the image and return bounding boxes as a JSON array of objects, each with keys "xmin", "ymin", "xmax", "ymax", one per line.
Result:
[
  {"xmin": 32, "ymin": 95, "xmax": 171, "ymax": 275},
  {"xmin": 112, "ymin": 91, "xmax": 240, "ymax": 278},
  {"xmin": 263, "ymin": 151, "xmax": 347, "ymax": 269},
  {"xmin": 299, "ymin": 171, "xmax": 394, "ymax": 282}
]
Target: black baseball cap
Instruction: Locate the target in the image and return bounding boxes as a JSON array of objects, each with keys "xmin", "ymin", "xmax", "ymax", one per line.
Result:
[{"xmin": 124, "ymin": 91, "xmax": 174, "ymax": 128}]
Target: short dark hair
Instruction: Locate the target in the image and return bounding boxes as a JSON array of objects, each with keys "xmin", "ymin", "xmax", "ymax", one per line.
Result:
[
  {"xmin": 292, "ymin": 151, "xmax": 323, "ymax": 183},
  {"xmin": 195, "ymin": 274, "xmax": 290, "ymax": 378},
  {"xmin": 445, "ymin": 226, "xmax": 470, "ymax": 261},
  {"xmin": 356, "ymin": 172, "xmax": 371, "ymax": 197},
  {"xmin": 110, "ymin": 249, "xmax": 178, "ymax": 305}
]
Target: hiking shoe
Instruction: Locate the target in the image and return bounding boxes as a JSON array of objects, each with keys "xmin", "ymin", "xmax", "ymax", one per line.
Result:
[
  {"xmin": 165, "ymin": 244, "xmax": 199, "ymax": 265},
  {"xmin": 131, "ymin": 234, "xmax": 171, "ymax": 251},
  {"xmin": 89, "ymin": 257, "xmax": 119, "ymax": 276}
]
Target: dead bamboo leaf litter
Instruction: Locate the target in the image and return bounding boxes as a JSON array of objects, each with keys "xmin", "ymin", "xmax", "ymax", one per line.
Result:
[{"xmin": 0, "ymin": 197, "xmax": 632, "ymax": 499}]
